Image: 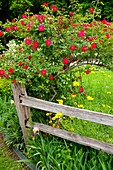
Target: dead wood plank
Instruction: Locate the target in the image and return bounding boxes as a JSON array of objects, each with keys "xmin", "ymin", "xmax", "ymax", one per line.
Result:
[
  {"xmin": 33, "ymin": 123, "xmax": 113, "ymax": 155},
  {"xmin": 19, "ymin": 86, "xmax": 30, "ymax": 120},
  {"xmin": 20, "ymin": 95, "xmax": 113, "ymax": 127},
  {"xmin": 11, "ymin": 84, "xmax": 30, "ymax": 144},
  {"xmin": 33, "ymin": 123, "xmax": 113, "ymax": 154}
]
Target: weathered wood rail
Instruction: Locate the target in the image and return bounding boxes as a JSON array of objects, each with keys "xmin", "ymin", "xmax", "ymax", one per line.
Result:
[{"xmin": 12, "ymin": 83, "xmax": 113, "ymax": 154}]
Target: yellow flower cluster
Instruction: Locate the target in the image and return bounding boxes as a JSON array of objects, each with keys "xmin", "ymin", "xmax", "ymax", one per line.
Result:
[
  {"xmin": 78, "ymin": 104, "xmax": 84, "ymax": 108},
  {"xmin": 106, "ymin": 92, "xmax": 111, "ymax": 94},
  {"xmin": 52, "ymin": 112, "xmax": 63, "ymax": 120},
  {"xmin": 46, "ymin": 112, "xmax": 52, "ymax": 116},
  {"xmin": 87, "ymin": 96, "xmax": 94, "ymax": 101},
  {"xmin": 56, "ymin": 99, "xmax": 63, "ymax": 104},
  {"xmin": 73, "ymin": 81, "xmax": 80, "ymax": 87}
]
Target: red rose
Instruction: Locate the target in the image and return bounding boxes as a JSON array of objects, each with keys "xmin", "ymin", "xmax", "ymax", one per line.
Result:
[
  {"xmin": 4, "ymin": 74, "xmax": 9, "ymax": 79},
  {"xmin": 13, "ymin": 26, "xmax": 18, "ymax": 31},
  {"xmin": 27, "ymin": 55, "xmax": 31, "ymax": 60},
  {"xmin": 102, "ymin": 19, "xmax": 107, "ymax": 24},
  {"xmin": 41, "ymin": 69, "xmax": 47, "ymax": 76},
  {"xmin": 18, "ymin": 62, "xmax": 24, "ymax": 66},
  {"xmin": 62, "ymin": 58, "xmax": 69, "ymax": 64},
  {"xmin": 6, "ymin": 27, "xmax": 10, "ymax": 32},
  {"xmin": 25, "ymin": 38, "xmax": 32, "ymax": 45},
  {"xmin": 32, "ymin": 41, "xmax": 38, "ymax": 50},
  {"xmin": 0, "ymin": 70, "xmax": 5, "ymax": 75},
  {"xmin": 106, "ymin": 34, "xmax": 110, "ymax": 38},
  {"xmin": 50, "ymin": 5, "xmax": 58, "ymax": 12},
  {"xmin": 78, "ymin": 30, "xmax": 85, "ymax": 37},
  {"xmin": 103, "ymin": 28, "xmax": 107, "ymax": 32},
  {"xmin": 83, "ymin": 93, "xmax": 86, "ymax": 96},
  {"xmin": 0, "ymin": 31, "xmax": 3, "ymax": 36},
  {"xmin": 88, "ymin": 37, "xmax": 94, "ymax": 41},
  {"xmin": 45, "ymin": 39, "xmax": 52, "ymax": 46},
  {"xmin": 23, "ymin": 65, "xmax": 28, "ymax": 69},
  {"xmin": 37, "ymin": 14, "xmax": 45, "ymax": 23},
  {"xmin": 38, "ymin": 24, "xmax": 44, "ymax": 32},
  {"xmin": 91, "ymin": 43, "xmax": 96, "ymax": 48},
  {"xmin": 82, "ymin": 46, "xmax": 88, "ymax": 52},
  {"xmin": 69, "ymin": 12, "xmax": 74, "ymax": 16},
  {"xmin": 89, "ymin": 8, "xmax": 94, "ymax": 13},
  {"xmin": 43, "ymin": 2, "xmax": 48, "ymax": 7},
  {"xmin": 8, "ymin": 68, "xmax": 14, "ymax": 74},
  {"xmin": 12, "ymin": 79, "xmax": 17, "ymax": 83},
  {"xmin": 49, "ymin": 74, "xmax": 54, "ymax": 80},
  {"xmin": 19, "ymin": 48, "xmax": 23, "ymax": 52},
  {"xmin": 11, "ymin": 19, "xmax": 15, "ymax": 22},
  {"xmin": 70, "ymin": 45, "xmax": 76, "ymax": 51},
  {"xmin": 85, "ymin": 70, "xmax": 90, "ymax": 74},
  {"xmin": 21, "ymin": 14, "xmax": 27, "ymax": 18},
  {"xmin": 20, "ymin": 21, "xmax": 25, "ymax": 26},
  {"xmin": 79, "ymin": 86, "xmax": 84, "ymax": 93}
]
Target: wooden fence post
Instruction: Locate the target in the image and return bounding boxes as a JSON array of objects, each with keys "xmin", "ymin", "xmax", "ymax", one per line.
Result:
[{"xmin": 11, "ymin": 83, "xmax": 30, "ymax": 145}]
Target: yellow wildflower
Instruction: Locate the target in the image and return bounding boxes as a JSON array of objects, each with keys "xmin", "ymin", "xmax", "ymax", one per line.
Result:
[
  {"xmin": 49, "ymin": 120, "xmax": 52, "ymax": 124},
  {"xmin": 52, "ymin": 116, "xmax": 57, "ymax": 120},
  {"xmin": 102, "ymin": 104, "xmax": 105, "ymax": 108},
  {"xmin": 87, "ymin": 96, "xmax": 94, "ymax": 101},
  {"xmin": 73, "ymin": 81, "xmax": 80, "ymax": 87},
  {"xmin": 78, "ymin": 104, "xmax": 84, "ymax": 108},
  {"xmin": 56, "ymin": 125, "xmax": 60, "ymax": 128},
  {"xmin": 106, "ymin": 92, "xmax": 111, "ymax": 94},
  {"xmin": 55, "ymin": 112, "xmax": 63, "ymax": 118},
  {"xmin": 52, "ymin": 124, "xmax": 56, "ymax": 127},
  {"xmin": 69, "ymin": 127, "xmax": 74, "ymax": 131},
  {"xmin": 69, "ymin": 116, "xmax": 74, "ymax": 120},
  {"xmin": 107, "ymin": 105, "xmax": 111, "ymax": 108},
  {"xmin": 46, "ymin": 112, "xmax": 52, "ymax": 116},
  {"xmin": 56, "ymin": 99, "xmax": 63, "ymax": 104}
]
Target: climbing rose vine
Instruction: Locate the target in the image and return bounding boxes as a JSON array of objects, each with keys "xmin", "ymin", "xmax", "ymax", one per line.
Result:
[{"xmin": 0, "ymin": 3, "xmax": 113, "ymax": 100}]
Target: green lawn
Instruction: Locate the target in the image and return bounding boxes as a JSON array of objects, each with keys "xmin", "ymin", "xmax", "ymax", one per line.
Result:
[{"xmin": 0, "ymin": 134, "xmax": 28, "ymax": 170}]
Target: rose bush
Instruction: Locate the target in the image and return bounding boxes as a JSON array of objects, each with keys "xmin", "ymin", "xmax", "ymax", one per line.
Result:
[{"xmin": 0, "ymin": 2, "xmax": 113, "ymax": 101}]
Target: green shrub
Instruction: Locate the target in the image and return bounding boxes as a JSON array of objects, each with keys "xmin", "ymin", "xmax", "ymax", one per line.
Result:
[
  {"xmin": 0, "ymin": 97, "xmax": 24, "ymax": 149},
  {"xmin": 0, "ymin": 78, "xmax": 12, "ymax": 98}
]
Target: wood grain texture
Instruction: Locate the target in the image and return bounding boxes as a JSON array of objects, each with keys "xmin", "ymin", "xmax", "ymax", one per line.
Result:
[
  {"xmin": 20, "ymin": 95, "xmax": 113, "ymax": 127},
  {"xmin": 11, "ymin": 84, "xmax": 30, "ymax": 144},
  {"xmin": 33, "ymin": 123, "xmax": 113, "ymax": 154}
]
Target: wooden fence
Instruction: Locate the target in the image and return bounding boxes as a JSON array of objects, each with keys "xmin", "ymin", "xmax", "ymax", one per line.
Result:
[{"xmin": 12, "ymin": 83, "xmax": 113, "ymax": 154}]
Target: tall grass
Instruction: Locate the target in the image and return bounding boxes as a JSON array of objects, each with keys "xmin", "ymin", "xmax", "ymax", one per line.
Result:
[{"xmin": 26, "ymin": 134, "xmax": 113, "ymax": 170}]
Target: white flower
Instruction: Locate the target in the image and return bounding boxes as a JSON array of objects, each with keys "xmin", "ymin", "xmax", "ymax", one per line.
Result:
[{"xmin": 10, "ymin": 100, "xmax": 14, "ymax": 105}]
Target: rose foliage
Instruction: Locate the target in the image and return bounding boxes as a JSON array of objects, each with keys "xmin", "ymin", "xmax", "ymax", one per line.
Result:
[{"xmin": 0, "ymin": 3, "xmax": 113, "ymax": 100}]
